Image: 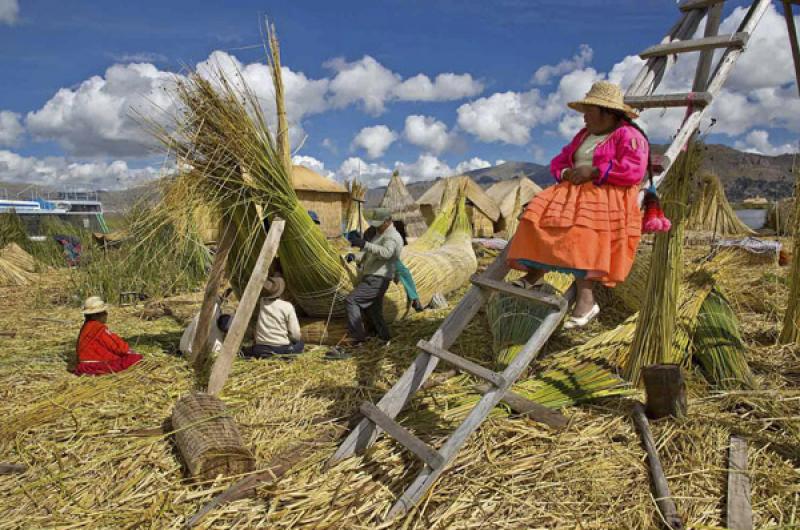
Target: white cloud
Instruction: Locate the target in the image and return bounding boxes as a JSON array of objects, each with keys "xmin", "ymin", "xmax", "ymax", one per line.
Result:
[
  {"xmin": 291, "ymin": 154, "xmax": 334, "ymax": 178},
  {"xmin": 0, "ymin": 150, "xmax": 161, "ymax": 189},
  {"xmin": 403, "ymin": 115, "xmax": 455, "ymax": 154},
  {"xmin": 337, "ymin": 156, "xmax": 392, "ymax": 186},
  {"xmin": 532, "ymin": 44, "xmax": 593, "ymax": 85},
  {"xmin": 454, "ymin": 157, "xmax": 490, "ymax": 174},
  {"xmin": 321, "ymin": 137, "xmax": 338, "ymax": 155},
  {"xmin": 734, "ymin": 130, "xmax": 797, "ymax": 156},
  {"xmin": 530, "ymin": 146, "xmax": 548, "ymax": 164},
  {"xmin": 495, "ymin": 159, "xmax": 506, "ymax": 166},
  {"xmin": 0, "ymin": 0, "xmax": 18, "ymax": 25},
  {"xmin": 351, "ymin": 125, "xmax": 397, "ymax": 159},
  {"xmin": 0, "ymin": 111, "xmax": 24, "ymax": 147},
  {"xmin": 109, "ymin": 52, "xmax": 168, "ymax": 64},
  {"xmin": 394, "ymin": 154, "xmax": 453, "ymax": 182},
  {"xmin": 394, "ymin": 73, "xmax": 483, "ymax": 101},
  {"xmin": 457, "ymin": 90, "xmax": 545, "ymax": 145}
]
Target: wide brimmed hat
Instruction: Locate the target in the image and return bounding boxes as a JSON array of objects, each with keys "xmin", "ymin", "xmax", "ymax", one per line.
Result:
[
  {"xmin": 82, "ymin": 296, "xmax": 108, "ymax": 315},
  {"xmin": 261, "ymin": 277, "xmax": 285, "ymax": 300},
  {"xmin": 568, "ymin": 81, "xmax": 638, "ymax": 119},
  {"xmin": 366, "ymin": 207, "xmax": 392, "ymax": 228}
]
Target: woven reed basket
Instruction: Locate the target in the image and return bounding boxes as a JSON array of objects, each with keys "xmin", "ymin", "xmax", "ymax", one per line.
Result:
[{"xmin": 171, "ymin": 392, "xmax": 254, "ymax": 482}]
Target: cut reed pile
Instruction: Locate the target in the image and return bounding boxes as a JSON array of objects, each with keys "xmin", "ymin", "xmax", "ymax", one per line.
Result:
[
  {"xmin": 687, "ymin": 172, "xmax": 753, "ymax": 236},
  {"xmin": 343, "ymin": 178, "xmax": 368, "ymax": 234},
  {"xmin": 0, "ymin": 243, "xmax": 38, "ymax": 286}
]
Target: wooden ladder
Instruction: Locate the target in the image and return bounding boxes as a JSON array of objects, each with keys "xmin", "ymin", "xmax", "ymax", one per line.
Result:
[
  {"xmin": 625, "ymin": 0, "xmax": 772, "ymax": 188},
  {"xmin": 327, "ymin": 246, "xmax": 575, "ymax": 519}
]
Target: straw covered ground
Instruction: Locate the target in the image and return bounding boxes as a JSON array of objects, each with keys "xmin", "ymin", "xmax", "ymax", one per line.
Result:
[{"xmin": 0, "ymin": 244, "xmax": 798, "ymax": 528}]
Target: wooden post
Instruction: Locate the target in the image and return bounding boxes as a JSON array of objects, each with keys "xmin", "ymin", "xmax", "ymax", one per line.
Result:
[
  {"xmin": 206, "ymin": 218, "xmax": 285, "ymax": 396},
  {"xmin": 189, "ymin": 220, "xmax": 237, "ymax": 369},
  {"xmin": 783, "ymin": 1, "xmax": 800, "ymax": 98},
  {"xmin": 642, "ymin": 364, "xmax": 687, "ymax": 420},
  {"xmin": 632, "ymin": 402, "xmax": 684, "ymax": 530},
  {"xmin": 727, "ymin": 436, "xmax": 753, "ymax": 530},
  {"xmin": 692, "ymin": 1, "xmax": 723, "ymax": 92}
]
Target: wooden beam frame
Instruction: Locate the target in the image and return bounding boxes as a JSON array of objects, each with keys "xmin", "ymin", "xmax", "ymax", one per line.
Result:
[{"xmin": 783, "ymin": 1, "xmax": 800, "ymax": 97}]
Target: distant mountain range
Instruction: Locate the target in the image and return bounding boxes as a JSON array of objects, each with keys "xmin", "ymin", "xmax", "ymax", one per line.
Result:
[{"xmin": 1, "ymin": 143, "xmax": 795, "ymax": 212}]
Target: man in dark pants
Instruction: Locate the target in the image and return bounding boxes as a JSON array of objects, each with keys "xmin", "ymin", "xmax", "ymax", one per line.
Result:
[{"xmin": 328, "ymin": 208, "xmax": 404, "ymax": 359}]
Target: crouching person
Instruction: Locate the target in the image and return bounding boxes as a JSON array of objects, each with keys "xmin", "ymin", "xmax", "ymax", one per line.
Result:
[
  {"xmin": 243, "ymin": 277, "xmax": 304, "ymax": 359},
  {"xmin": 74, "ymin": 296, "xmax": 142, "ymax": 375}
]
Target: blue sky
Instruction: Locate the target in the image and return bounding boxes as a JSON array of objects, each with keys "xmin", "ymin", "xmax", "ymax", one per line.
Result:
[{"xmin": 0, "ymin": 0, "xmax": 797, "ymax": 190}]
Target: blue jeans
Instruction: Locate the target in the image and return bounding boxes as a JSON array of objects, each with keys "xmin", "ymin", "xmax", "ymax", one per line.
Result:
[{"xmin": 244, "ymin": 341, "xmax": 305, "ymax": 358}]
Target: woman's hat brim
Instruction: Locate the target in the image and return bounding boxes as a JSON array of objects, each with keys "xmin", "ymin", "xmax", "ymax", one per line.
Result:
[{"xmin": 568, "ymin": 99, "xmax": 639, "ymax": 119}]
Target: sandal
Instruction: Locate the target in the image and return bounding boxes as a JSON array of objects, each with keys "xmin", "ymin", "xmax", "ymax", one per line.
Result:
[{"xmin": 563, "ymin": 304, "xmax": 600, "ymax": 329}]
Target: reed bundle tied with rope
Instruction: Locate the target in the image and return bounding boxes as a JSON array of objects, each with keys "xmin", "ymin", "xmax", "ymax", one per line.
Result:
[
  {"xmin": 687, "ymin": 172, "xmax": 753, "ymax": 236},
  {"xmin": 343, "ymin": 178, "xmax": 368, "ymax": 235}
]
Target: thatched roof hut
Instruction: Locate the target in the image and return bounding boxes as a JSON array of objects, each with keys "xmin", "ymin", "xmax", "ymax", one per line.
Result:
[
  {"xmin": 292, "ymin": 165, "xmax": 348, "ymax": 237},
  {"xmin": 379, "ymin": 171, "xmax": 428, "ymax": 238},
  {"xmin": 417, "ymin": 175, "xmax": 501, "ymax": 237},
  {"xmin": 486, "ymin": 177, "xmax": 543, "ymax": 234}
]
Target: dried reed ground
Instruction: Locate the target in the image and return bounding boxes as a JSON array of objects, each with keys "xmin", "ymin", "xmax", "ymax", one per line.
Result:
[{"xmin": 0, "ymin": 252, "xmax": 798, "ymax": 529}]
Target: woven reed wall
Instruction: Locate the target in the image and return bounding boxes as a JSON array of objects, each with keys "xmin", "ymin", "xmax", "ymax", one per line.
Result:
[
  {"xmin": 469, "ymin": 206, "xmax": 494, "ymax": 237},
  {"xmin": 297, "ymin": 190, "xmax": 346, "ymax": 238}
]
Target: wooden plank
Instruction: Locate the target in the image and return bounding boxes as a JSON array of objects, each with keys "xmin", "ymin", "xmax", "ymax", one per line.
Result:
[
  {"xmin": 642, "ymin": 364, "xmax": 687, "ymax": 419},
  {"xmin": 783, "ymin": 1, "xmax": 800, "ymax": 98},
  {"xmin": 0, "ymin": 463, "xmax": 27, "ymax": 475},
  {"xmin": 692, "ymin": 2, "xmax": 724, "ymax": 91},
  {"xmin": 386, "ymin": 286, "xmax": 574, "ymax": 519},
  {"xmin": 474, "ymin": 384, "xmax": 569, "ymax": 430},
  {"xmin": 327, "ymin": 245, "xmax": 512, "ymax": 466},
  {"xmin": 206, "ymin": 219, "xmax": 285, "ymax": 396},
  {"xmin": 681, "ymin": 0, "xmax": 726, "ymax": 12},
  {"xmin": 640, "ymin": 32, "xmax": 748, "ymax": 59},
  {"xmin": 726, "ymin": 436, "xmax": 753, "ymax": 530},
  {"xmin": 418, "ymin": 340, "xmax": 507, "ymax": 388},
  {"xmin": 470, "ymin": 275, "xmax": 566, "ymax": 310},
  {"xmin": 189, "ymin": 219, "xmax": 237, "ymax": 369},
  {"xmin": 625, "ymin": 92, "xmax": 713, "ymax": 109},
  {"xmin": 632, "ymin": 402, "xmax": 684, "ymax": 530},
  {"xmin": 359, "ymin": 402, "xmax": 445, "ymax": 470}
]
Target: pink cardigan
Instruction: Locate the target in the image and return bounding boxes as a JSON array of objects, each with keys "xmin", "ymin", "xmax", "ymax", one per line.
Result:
[{"xmin": 550, "ymin": 124, "xmax": 649, "ymax": 187}]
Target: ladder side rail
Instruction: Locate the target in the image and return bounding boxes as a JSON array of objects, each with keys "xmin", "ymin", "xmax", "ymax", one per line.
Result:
[
  {"xmin": 692, "ymin": 1, "xmax": 724, "ymax": 91},
  {"xmin": 654, "ymin": 0, "xmax": 772, "ymax": 189},
  {"xmin": 386, "ymin": 290, "xmax": 574, "ymax": 519},
  {"xmin": 627, "ymin": 13, "xmax": 690, "ymax": 96},
  {"xmin": 328, "ymin": 246, "xmax": 512, "ymax": 466}
]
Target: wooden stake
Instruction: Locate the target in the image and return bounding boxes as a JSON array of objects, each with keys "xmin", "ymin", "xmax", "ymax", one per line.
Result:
[
  {"xmin": 642, "ymin": 364, "xmax": 687, "ymax": 420},
  {"xmin": 783, "ymin": 1, "xmax": 800, "ymax": 98},
  {"xmin": 206, "ymin": 219, "xmax": 285, "ymax": 396},
  {"xmin": 631, "ymin": 402, "xmax": 684, "ymax": 530},
  {"xmin": 189, "ymin": 220, "xmax": 237, "ymax": 369},
  {"xmin": 726, "ymin": 436, "xmax": 753, "ymax": 530}
]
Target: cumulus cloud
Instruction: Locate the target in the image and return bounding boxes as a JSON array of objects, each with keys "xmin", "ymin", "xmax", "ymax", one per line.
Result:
[
  {"xmin": 532, "ymin": 44, "xmax": 593, "ymax": 85},
  {"xmin": 403, "ymin": 115, "xmax": 456, "ymax": 154},
  {"xmin": 291, "ymin": 154, "xmax": 334, "ymax": 178},
  {"xmin": 337, "ymin": 156, "xmax": 392, "ymax": 186},
  {"xmin": 0, "ymin": 111, "xmax": 24, "ymax": 147},
  {"xmin": 394, "ymin": 73, "xmax": 483, "ymax": 101},
  {"xmin": 457, "ymin": 90, "xmax": 546, "ymax": 145},
  {"xmin": 734, "ymin": 130, "xmax": 797, "ymax": 156},
  {"xmin": 351, "ymin": 125, "xmax": 397, "ymax": 159},
  {"xmin": 0, "ymin": 0, "xmax": 18, "ymax": 25},
  {"xmin": 0, "ymin": 150, "xmax": 161, "ymax": 189},
  {"xmin": 394, "ymin": 154, "xmax": 454, "ymax": 182},
  {"xmin": 109, "ymin": 52, "xmax": 169, "ymax": 64},
  {"xmin": 454, "ymin": 157, "xmax": 490, "ymax": 174}
]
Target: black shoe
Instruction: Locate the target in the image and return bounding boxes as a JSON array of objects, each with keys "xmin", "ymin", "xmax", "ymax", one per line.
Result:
[
  {"xmin": 412, "ymin": 299, "xmax": 424, "ymax": 312},
  {"xmin": 324, "ymin": 346, "xmax": 353, "ymax": 361}
]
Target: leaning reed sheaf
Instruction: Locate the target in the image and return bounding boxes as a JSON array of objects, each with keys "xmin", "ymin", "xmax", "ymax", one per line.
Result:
[
  {"xmin": 780, "ymin": 166, "xmax": 800, "ymax": 344},
  {"xmin": 687, "ymin": 172, "xmax": 753, "ymax": 236}
]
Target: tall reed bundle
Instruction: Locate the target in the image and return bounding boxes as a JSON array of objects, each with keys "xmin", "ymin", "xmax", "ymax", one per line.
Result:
[
  {"xmin": 0, "ymin": 243, "xmax": 37, "ymax": 286},
  {"xmin": 504, "ymin": 185, "xmax": 523, "ymax": 239},
  {"xmin": 687, "ymin": 173, "xmax": 753, "ymax": 236},
  {"xmin": 626, "ymin": 141, "xmax": 701, "ymax": 384},
  {"xmin": 780, "ymin": 168, "xmax": 800, "ymax": 344},
  {"xmin": 766, "ymin": 198, "xmax": 795, "ymax": 235},
  {"xmin": 343, "ymin": 178, "xmax": 367, "ymax": 234}
]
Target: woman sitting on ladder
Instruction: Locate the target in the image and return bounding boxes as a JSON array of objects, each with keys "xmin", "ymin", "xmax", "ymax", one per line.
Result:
[{"xmin": 507, "ymin": 81, "xmax": 649, "ymax": 329}]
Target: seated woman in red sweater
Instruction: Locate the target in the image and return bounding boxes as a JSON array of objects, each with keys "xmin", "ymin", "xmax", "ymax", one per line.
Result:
[{"xmin": 74, "ymin": 296, "xmax": 142, "ymax": 375}]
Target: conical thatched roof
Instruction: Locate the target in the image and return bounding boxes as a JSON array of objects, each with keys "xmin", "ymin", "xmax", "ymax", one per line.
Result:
[
  {"xmin": 416, "ymin": 175, "xmax": 501, "ymax": 222},
  {"xmin": 379, "ymin": 171, "xmax": 427, "ymax": 237},
  {"xmin": 291, "ymin": 165, "xmax": 347, "ymax": 194},
  {"xmin": 486, "ymin": 177, "xmax": 542, "ymax": 221}
]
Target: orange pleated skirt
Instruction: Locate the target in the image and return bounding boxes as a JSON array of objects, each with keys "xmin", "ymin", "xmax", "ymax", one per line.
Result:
[{"xmin": 507, "ymin": 181, "xmax": 642, "ymax": 287}]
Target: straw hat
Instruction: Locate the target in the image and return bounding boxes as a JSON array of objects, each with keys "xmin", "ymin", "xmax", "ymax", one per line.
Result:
[
  {"xmin": 567, "ymin": 81, "xmax": 638, "ymax": 119},
  {"xmin": 261, "ymin": 277, "xmax": 285, "ymax": 300},
  {"xmin": 82, "ymin": 296, "xmax": 108, "ymax": 315}
]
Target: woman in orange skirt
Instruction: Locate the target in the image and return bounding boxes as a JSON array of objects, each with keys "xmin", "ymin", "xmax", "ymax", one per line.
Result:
[{"xmin": 507, "ymin": 81, "xmax": 649, "ymax": 328}]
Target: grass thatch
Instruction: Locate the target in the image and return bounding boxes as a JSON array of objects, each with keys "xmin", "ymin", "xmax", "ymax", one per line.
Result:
[
  {"xmin": 0, "ymin": 243, "xmax": 38, "ymax": 286},
  {"xmin": 766, "ymin": 198, "xmax": 795, "ymax": 235},
  {"xmin": 343, "ymin": 178, "xmax": 368, "ymax": 235},
  {"xmin": 379, "ymin": 170, "xmax": 427, "ymax": 238},
  {"xmin": 687, "ymin": 172, "xmax": 754, "ymax": 236}
]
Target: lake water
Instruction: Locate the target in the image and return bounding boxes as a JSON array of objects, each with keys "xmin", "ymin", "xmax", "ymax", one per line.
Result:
[{"xmin": 735, "ymin": 208, "xmax": 767, "ymax": 229}]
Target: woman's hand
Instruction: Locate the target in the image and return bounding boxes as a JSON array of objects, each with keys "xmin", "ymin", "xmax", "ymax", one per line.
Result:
[{"xmin": 564, "ymin": 166, "xmax": 597, "ymax": 184}]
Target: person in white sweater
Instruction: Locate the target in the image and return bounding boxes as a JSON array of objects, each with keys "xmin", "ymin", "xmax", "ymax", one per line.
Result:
[{"xmin": 244, "ymin": 277, "xmax": 304, "ymax": 358}]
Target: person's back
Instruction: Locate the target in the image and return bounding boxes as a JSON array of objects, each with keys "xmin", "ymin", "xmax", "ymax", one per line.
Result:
[{"xmin": 255, "ymin": 297, "xmax": 300, "ymax": 347}]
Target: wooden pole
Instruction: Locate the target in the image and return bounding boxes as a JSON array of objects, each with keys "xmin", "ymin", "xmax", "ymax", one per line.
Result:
[
  {"xmin": 631, "ymin": 402, "xmax": 684, "ymax": 530},
  {"xmin": 692, "ymin": 1, "xmax": 723, "ymax": 92},
  {"xmin": 726, "ymin": 435, "xmax": 753, "ymax": 530},
  {"xmin": 206, "ymin": 218, "xmax": 285, "ymax": 396},
  {"xmin": 783, "ymin": 1, "xmax": 800, "ymax": 98},
  {"xmin": 189, "ymin": 220, "xmax": 237, "ymax": 370},
  {"xmin": 642, "ymin": 364, "xmax": 687, "ymax": 420}
]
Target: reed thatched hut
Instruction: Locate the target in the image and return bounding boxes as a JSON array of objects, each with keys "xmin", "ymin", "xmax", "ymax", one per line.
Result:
[
  {"xmin": 379, "ymin": 170, "xmax": 428, "ymax": 238},
  {"xmin": 416, "ymin": 175, "xmax": 500, "ymax": 237},
  {"xmin": 292, "ymin": 165, "xmax": 348, "ymax": 237},
  {"xmin": 486, "ymin": 177, "xmax": 543, "ymax": 235}
]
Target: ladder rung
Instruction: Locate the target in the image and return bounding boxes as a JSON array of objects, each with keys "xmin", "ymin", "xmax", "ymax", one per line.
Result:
[
  {"xmin": 625, "ymin": 92, "xmax": 713, "ymax": 109},
  {"xmin": 680, "ymin": 0, "xmax": 725, "ymax": 12},
  {"xmin": 359, "ymin": 402, "xmax": 445, "ymax": 469},
  {"xmin": 471, "ymin": 275, "xmax": 565, "ymax": 309},
  {"xmin": 640, "ymin": 32, "xmax": 748, "ymax": 58},
  {"xmin": 417, "ymin": 340, "xmax": 507, "ymax": 388}
]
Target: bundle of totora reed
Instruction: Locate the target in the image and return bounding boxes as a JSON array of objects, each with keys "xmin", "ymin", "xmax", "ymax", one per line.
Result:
[
  {"xmin": 504, "ymin": 185, "xmax": 523, "ymax": 239},
  {"xmin": 687, "ymin": 172, "xmax": 753, "ymax": 236},
  {"xmin": 766, "ymin": 197, "xmax": 795, "ymax": 236},
  {"xmin": 625, "ymin": 139, "xmax": 701, "ymax": 385},
  {"xmin": 780, "ymin": 166, "xmax": 800, "ymax": 344},
  {"xmin": 0, "ymin": 243, "xmax": 38, "ymax": 286},
  {"xmin": 344, "ymin": 178, "xmax": 368, "ymax": 235}
]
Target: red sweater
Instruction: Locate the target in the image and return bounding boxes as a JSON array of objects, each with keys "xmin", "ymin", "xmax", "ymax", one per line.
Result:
[{"xmin": 76, "ymin": 320, "xmax": 130, "ymax": 362}]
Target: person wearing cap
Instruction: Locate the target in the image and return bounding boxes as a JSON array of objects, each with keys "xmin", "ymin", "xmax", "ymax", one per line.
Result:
[
  {"xmin": 244, "ymin": 277, "xmax": 304, "ymax": 358},
  {"xmin": 507, "ymin": 81, "xmax": 650, "ymax": 329},
  {"xmin": 74, "ymin": 296, "xmax": 143, "ymax": 375},
  {"xmin": 361, "ymin": 221, "xmax": 423, "ymax": 313},
  {"xmin": 340, "ymin": 207, "xmax": 404, "ymax": 348}
]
